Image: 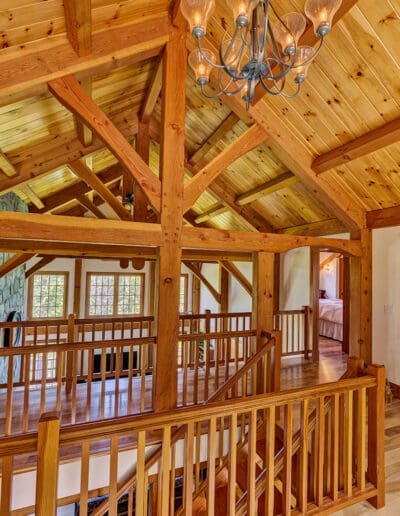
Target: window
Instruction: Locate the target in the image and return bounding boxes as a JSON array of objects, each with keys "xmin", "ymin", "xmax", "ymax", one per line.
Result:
[
  {"xmin": 179, "ymin": 274, "xmax": 188, "ymax": 314},
  {"xmin": 28, "ymin": 272, "xmax": 68, "ymax": 319},
  {"xmin": 86, "ymin": 273, "xmax": 144, "ymax": 317}
]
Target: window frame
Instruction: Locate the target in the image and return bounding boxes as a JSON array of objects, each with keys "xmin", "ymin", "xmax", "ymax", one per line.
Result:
[
  {"xmin": 28, "ymin": 271, "xmax": 69, "ymax": 320},
  {"xmin": 179, "ymin": 273, "xmax": 189, "ymax": 314},
  {"xmin": 85, "ymin": 272, "xmax": 145, "ymax": 318}
]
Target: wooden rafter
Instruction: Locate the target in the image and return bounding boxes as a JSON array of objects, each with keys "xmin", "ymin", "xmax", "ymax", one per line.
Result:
[
  {"xmin": 236, "ymin": 172, "xmax": 299, "ymax": 206},
  {"xmin": 0, "ymin": 253, "xmax": 36, "ymax": 279},
  {"xmin": 313, "ymin": 117, "xmax": 400, "ymax": 174},
  {"xmin": 16, "ymin": 185, "xmax": 45, "ymax": 210},
  {"xmin": 48, "ymin": 75, "xmax": 161, "ymax": 213},
  {"xmin": 183, "ymin": 124, "xmax": 268, "ymax": 212},
  {"xmin": 76, "ymin": 194, "xmax": 106, "ymax": 219},
  {"xmin": 366, "ymin": 205, "xmax": 400, "ymax": 229},
  {"xmin": 194, "ymin": 204, "xmax": 228, "ymax": 224},
  {"xmin": 75, "ymin": 78, "xmax": 93, "ymax": 146},
  {"xmin": 277, "ymin": 218, "xmax": 347, "ymax": 237},
  {"xmin": 220, "ymin": 260, "xmax": 252, "ymax": 296},
  {"xmin": 63, "ymin": 0, "xmax": 92, "ymax": 57},
  {"xmin": 0, "ymin": 110, "xmax": 138, "ymax": 195},
  {"xmin": 25, "ymin": 256, "xmax": 56, "ymax": 279},
  {"xmin": 188, "ymin": 112, "xmax": 239, "ymax": 168},
  {"xmin": 183, "ymin": 261, "xmax": 221, "ymax": 304},
  {"xmin": 141, "ymin": 57, "xmax": 163, "ymax": 122},
  {"xmin": 69, "ymin": 160, "xmax": 131, "ymax": 221},
  {"xmin": 0, "ymin": 151, "xmax": 18, "ymax": 178},
  {"xmin": 0, "ymin": 16, "xmax": 168, "ymax": 103}
]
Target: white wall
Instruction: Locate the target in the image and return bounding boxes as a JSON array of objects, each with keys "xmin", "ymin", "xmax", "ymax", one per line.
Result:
[
  {"xmin": 229, "ymin": 262, "xmax": 252, "ymax": 312},
  {"xmin": 372, "ymin": 227, "xmax": 400, "ymax": 384},
  {"xmin": 280, "ymin": 247, "xmax": 310, "ymax": 310},
  {"xmin": 319, "ymin": 252, "xmax": 339, "ymax": 299},
  {"xmin": 199, "ymin": 263, "xmax": 219, "ymax": 313}
]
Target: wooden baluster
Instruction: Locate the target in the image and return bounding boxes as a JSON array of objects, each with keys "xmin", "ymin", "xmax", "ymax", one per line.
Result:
[
  {"xmin": 194, "ymin": 340, "xmax": 199, "ymax": 404},
  {"xmin": 0, "ymin": 456, "xmax": 13, "ymax": 515},
  {"xmin": 228, "ymin": 412, "xmax": 237, "ymax": 515},
  {"xmin": 205, "ymin": 336, "xmax": 210, "ymax": 401},
  {"xmin": 207, "ymin": 416, "xmax": 217, "ymax": 515},
  {"xmin": 140, "ymin": 344, "xmax": 146, "ymax": 413},
  {"xmin": 86, "ymin": 348, "xmax": 93, "ymax": 421},
  {"xmin": 356, "ymin": 387, "xmax": 367, "ymax": 491},
  {"xmin": 265, "ymin": 405, "xmax": 276, "ymax": 515},
  {"xmin": 128, "ymin": 343, "xmax": 134, "ymax": 409},
  {"xmin": 298, "ymin": 399, "xmax": 309, "ymax": 513},
  {"xmin": 136, "ymin": 431, "xmax": 146, "ymax": 516},
  {"xmin": 184, "ymin": 421, "xmax": 194, "ymax": 514},
  {"xmin": 160, "ymin": 426, "xmax": 171, "ymax": 515},
  {"xmin": 316, "ymin": 396, "xmax": 325, "ymax": 506},
  {"xmin": 273, "ymin": 331, "xmax": 281, "ymax": 394},
  {"xmin": 40, "ymin": 352, "xmax": 47, "ymax": 414},
  {"xmin": 35, "ymin": 412, "xmax": 60, "ymax": 516},
  {"xmin": 71, "ymin": 348, "xmax": 78, "ymax": 424},
  {"xmin": 366, "ymin": 364, "xmax": 386, "ymax": 509},
  {"xmin": 183, "ymin": 339, "xmax": 188, "ymax": 406},
  {"xmin": 22, "ymin": 350, "xmax": 31, "ymax": 432},
  {"xmin": 302, "ymin": 306, "xmax": 310, "ymax": 359},
  {"xmin": 108, "ymin": 436, "xmax": 119, "ymax": 516},
  {"xmin": 282, "ymin": 403, "xmax": 293, "ymax": 515},
  {"xmin": 330, "ymin": 393, "xmax": 339, "ymax": 501},
  {"xmin": 5, "ymin": 355, "xmax": 14, "ymax": 435},
  {"xmin": 195, "ymin": 421, "xmax": 202, "ymax": 491},
  {"xmin": 65, "ymin": 314, "xmax": 75, "ymax": 394},
  {"xmin": 215, "ymin": 338, "xmax": 220, "ymax": 391},
  {"xmin": 343, "ymin": 390, "xmax": 353, "ymax": 497},
  {"xmin": 247, "ymin": 409, "xmax": 257, "ymax": 515},
  {"xmin": 114, "ymin": 345, "xmax": 121, "ymax": 418},
  {"xmin": 169, "ymin": 440, "xmax": 176, "ymax": 516},
  {"xmin": 100, "ymin": 346, "xmax": 106, "ymax": 418},
  {"xmin": 80, "ymin": 441, "xmax": 90, "ymax": 514}
]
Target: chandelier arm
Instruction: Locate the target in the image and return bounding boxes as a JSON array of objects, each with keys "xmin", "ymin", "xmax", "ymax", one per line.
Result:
[
  {"xmin": 196, "ymin": 39, "xmax": 225, "ymax": 70},
  {"xmin": 259, "ymin": 76, "xmax": 286, "ymax": 96},
  {"xmin": 263, "ymin": 57, "xmax": 296, "ymax": 82},
  {"xmin": 219, "ymin": 28, "xmax": 250, "ymax": 81},
  {"xmin": 215, "ymin": 68, "xmax": 247, "ymax": 96},
  {"xmin": 200, "ymin": 81, "xmax": 247, "ymax": 99}
]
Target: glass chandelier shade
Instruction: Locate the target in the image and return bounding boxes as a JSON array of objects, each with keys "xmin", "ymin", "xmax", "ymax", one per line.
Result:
[{"xmin": 181, "ymin": 0, "xmax": 342, "ymax": 108}]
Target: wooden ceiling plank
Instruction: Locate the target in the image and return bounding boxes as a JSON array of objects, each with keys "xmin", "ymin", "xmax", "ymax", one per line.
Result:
[
  {"xmin": 313, "ymin": 117, "xmax": 400, "ymax": 173},
  {"xmin": 69, "ymin": 160, "xmax": 131, "ymax": 220},
  {"xmin": 0, "ymin": 110, "xmax": 138, "ymax": 195},
  {"xmin": 188, "ymin": 112, "xmax": 239, "ymax": 168},
  {"xmin": 0, "ymin": 16, "xmax": 169, "ymax": 101},
  {"xmin": 76, "ymin": 194, "xmax": 106, "ymax": 219},
  {"xmin": 183, "ymin": 124, "xmax": 268, "ymax": 213},
  {"xmin": 63, "ymin": 0, "xmax": 92, "ymax": 57},
  {"xmin": 236, "ymin": 172, "xmax": 299, "ymax": 206},
  {"xmin": 0, "ymin": 253, "xmax": 36, "ymax": 279},
  {"xmin": 0, "ymin": 151, "xmax": 18, "ymax": 178},
  {"xmin": 367, "ymin": 205, "xmax": 400, "ymax": 229},
  {"xmin": 140, "ymin": 57, "xmax": 163, "ymax": 122},
  {"xmin": 183, "ymin": 261, "xmax": 221, "ymax": 304},
  {"xmin": 194, "ymin": 204, "xmax": 228, "ymax": 224},
  {"xmin": 0, "ymin": 212, "xmax": 163, "ymax": 247},
  {"xmin": 220, "ymin": 260, "xmax": 252, "ymax": 296},
  {"xmin": 75, "ymin": 77, "xmax": 93, "ymax": 146},
  {"xmin": 25, "ymin": 256, "xmax": 56, "ymax": 279},
  {"xmin": 48, "ymin": 75, "xmax": 161, "ymax": 213},
  {"xmin": 181, "ymin": 226, "xmax": 362, "ymax": 256}
]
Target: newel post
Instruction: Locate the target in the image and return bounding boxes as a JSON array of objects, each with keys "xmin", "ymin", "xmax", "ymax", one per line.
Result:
[
  {"xmin": 65, "ymin": 313, "xmax": 76, "ymax": 394},
  {"xmin": 366, "ymin": 364, "xmax": 386, "ymax": 509},
  {"xmin": 204, "ymin": 309, "xmax": 212, "ymax": 333},
  {"xmin": 35, "ymin": 412, "xmax": 60, "ymax": 515}
]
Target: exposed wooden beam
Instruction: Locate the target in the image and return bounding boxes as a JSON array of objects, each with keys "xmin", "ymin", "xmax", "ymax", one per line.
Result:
[
  {"xmin": 220, "ymin": 260, "xmax": 252, "ymax": 296},
  {"xmin": 236, "ymin": 172, "xmax": 298, "ymax": 206},
  {"xmin": 0, "ymin": 16, "xmax": 168, "ymax": 102},
  {"xmin": 63, "ymin": 0, "xmax": 92, "ymax": 57},
  {"xmin": 0, "ymin": 253, "xmax": 36, "ymax": 279},
  {"xmin": 0, "ymin": 110, "xmax": 138, "ymax": 195},
  {"xmin": 25, "ymin": 256, "xmax": 56, "ymax": 279},
  {"xmin": 183, "ymin": 261, "xmax": 221, "ymax": 304},
  {"xmin": 48, "ymin": 75, "xmax": 162, "ymax": 213},
  {"xmin": 141, "ymin": 57, "xmax": 163, "ymax": 122},
  {"xmin": 0, "ymin": 151, "xmax": 18, "ymax": 178},
  {"xmin": 188, "ymin": 112, "xmax": 239, "ymax": 168},
  {"xmin": 313, "ymin": 117, "xmax": 400, "ymax": 173},
  {"xmin": 277, "ymin": 218, "xmax": 347, "ymax": 237},
  {"xmin": 76, "ymin": 194, "xmax": 106, "ymax": 219},
  {"xmin": 319, "ymin": 253, "xmax": 340, "ymax": 271},
  {"xmin": 366, "ymin": 205, "xmax": 400, "ymax": 229},
  {"xmin": 75, "ymin": 78, "xmax": 93, "ymax": 146},
  {"xmin": 69, "ymin": 160, "xmax": 131, "ymax": 221},
  {"xmin": 16, "ymin": 185, "xmax": 45, "ymax": 210},
  {"xmin": 181, "ymin": 226, "xmax": 362, "ymax": 256},
  {"xmin": 251, "ymin": 0, "xmax": 360, "ymax": 105},
  {"xmin": 0, "ymin": 212, "xmax": 163, "ymax": 248},
  {"xmin": 194, "ymin": 204, "xmax": 228, "ymax": 224},
  {"xmin": 183, "ymin": 124, "xmax": 268, "ymax": 212},
  {"xmin": 30, "ymin": 164, "xmax": 122, "ymax": 214}
]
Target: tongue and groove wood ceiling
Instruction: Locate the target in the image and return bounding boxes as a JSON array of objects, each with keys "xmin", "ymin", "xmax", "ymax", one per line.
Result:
[{"xmin": 0, "ymin": 0, "xmax": 399, "ymax": 237}]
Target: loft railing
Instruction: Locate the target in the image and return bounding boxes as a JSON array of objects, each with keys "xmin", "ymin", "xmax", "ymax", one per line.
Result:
[{"xmin": 0, "ymin": 363, "xmax": 385, "ymax": 515}]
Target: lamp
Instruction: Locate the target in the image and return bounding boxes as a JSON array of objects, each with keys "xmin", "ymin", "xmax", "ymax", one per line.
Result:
[{"xmin": 181, "ymin": 0, "xmax": 342, "ymax": 109}]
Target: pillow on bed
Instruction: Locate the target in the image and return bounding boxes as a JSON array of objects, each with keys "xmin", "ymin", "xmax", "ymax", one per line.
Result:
[{"xmin": 319, "ymin": 289, "xmax": 327, "ymax": 299}]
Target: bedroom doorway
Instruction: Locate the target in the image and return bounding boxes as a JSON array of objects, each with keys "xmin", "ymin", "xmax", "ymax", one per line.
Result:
[{"xmin": 316, "ymin": 251, "xmax": 349, "ymax": 360}]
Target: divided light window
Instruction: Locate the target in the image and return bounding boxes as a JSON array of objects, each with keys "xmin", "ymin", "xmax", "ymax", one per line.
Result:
[
  {"xmin": 86, "ymin": 273, "xmax": 144, "ymax": 317},
  {"xmin": 28, "ymin": 272, "xmax": 68, "ymax": 319}
]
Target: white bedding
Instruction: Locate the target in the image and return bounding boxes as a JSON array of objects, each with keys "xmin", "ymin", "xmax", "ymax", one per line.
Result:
[{"xmin": 319, "ymin": 298, "xmax": 343, "ymax": 341}]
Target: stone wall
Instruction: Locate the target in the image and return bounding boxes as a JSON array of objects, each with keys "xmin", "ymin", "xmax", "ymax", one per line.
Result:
[{"xmin": 0, "ymin": 192, "xmax": 28, "ymax": 381}]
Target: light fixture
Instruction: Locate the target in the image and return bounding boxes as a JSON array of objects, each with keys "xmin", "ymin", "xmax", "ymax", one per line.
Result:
[{"xmin": 181, "ymin": 0, "xmax": 342, "ymax": 109}]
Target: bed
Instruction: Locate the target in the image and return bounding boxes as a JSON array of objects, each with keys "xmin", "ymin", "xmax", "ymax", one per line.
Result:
[{"xmin": 319, "ymin": 298, "xmax": 343, "ymax": 341}]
